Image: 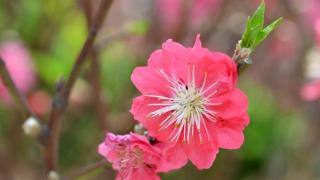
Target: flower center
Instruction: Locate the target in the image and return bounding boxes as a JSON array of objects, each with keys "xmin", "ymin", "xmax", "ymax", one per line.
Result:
[
  {"xmin": 117, "ymin": 147, "xmax": 145, "ymax": 178},
  {"xmin": 146, "ymin": 65, "xmax": 222, "ymax": 143}
]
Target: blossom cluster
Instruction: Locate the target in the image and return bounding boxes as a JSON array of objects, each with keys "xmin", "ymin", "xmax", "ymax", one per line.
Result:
[{"xmin": 98, "ymin": 35, "xmax": 249, "ymax": 179}]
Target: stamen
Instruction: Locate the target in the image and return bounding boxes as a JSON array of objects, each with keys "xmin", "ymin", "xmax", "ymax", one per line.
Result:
[{"xmin": 147, "ymin": 68, "xmax": 221, "ymax": 143}]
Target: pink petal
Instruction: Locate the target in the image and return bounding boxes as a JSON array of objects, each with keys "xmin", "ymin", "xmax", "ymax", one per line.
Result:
[
  {"xmin": 181, "ymin": 137, "xmax": 218, "ymax": 169},
  {"xmin": 126, "ymin": 167, "xmax": 161, "ymax": 180},
  {"xmin": 217, "ymin": 126, "xmax": 244, "ymax": 149},
  {"xmin": 131, "ymin": 67, "xmax": 170, "ymax": 96},
  {"xmin": 214, "ymin": 88, "xmax": 248, "ymax": 119},
  {"xmin": 98, "ymin": 142, "xmax": 109, "ymax": 158},
  {"xmin": 130, "ymin": 96, "xmax": 174, "ymax": 141},
  {"xmin": 155, "ymin": 142, "xmax": 188, "ymax": 172},
  {"xmin": 193, "ymin": 34, "xmax": 202, "ymax": 50},
  {"xmin": 212, "ymin": 114, "xmax": 248, "ymax": 149}
]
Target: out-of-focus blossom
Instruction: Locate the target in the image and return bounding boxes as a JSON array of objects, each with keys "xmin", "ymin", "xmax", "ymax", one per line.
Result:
[
  {"xmin": 70, "ymin": 79, "xmax": 91, "ymax": 107},
  {"xmin": 28, "ymin": 90, "xmax": 51, "ymax": 116},
  {"xmin": 305, "ymin": 0, "xmax": 320, "ymax": 46},
  {"xmin": 98, "ymin": 133, "xmax": 185, "ymax": 180},
  {"xmin": 130, "ymin": 35, "xmax": 249, "ymax": 169},
  {"xmin": 304, "ymin": 47, "xmax": 320, "ymax": 80},
  {"xmin": 269, "ymin": 20, "xmax": 298, "ymax": 60},
  {"xmin": 0, "ymin": 40, "xmax": 35, "ymax": 103},
  {"xmin": 301, "ymin": 80, "xmax": 320, "ymax": 101},
  {"xmin": 155, "ymin": 0, "xmax": 221, "ymax": 36}
]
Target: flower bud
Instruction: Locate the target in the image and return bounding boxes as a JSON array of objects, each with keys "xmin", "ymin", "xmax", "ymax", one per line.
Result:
[
  {"xmin": 133, "ymin": 123, "xmax": 145, "ymax": 135},
  {"xmin": 22, "ymin": 116, "xmax": 41, "ymax": 137},
  {"xmin": 48, "ymin": 171, "xmax": 60, "ymax": 180}
]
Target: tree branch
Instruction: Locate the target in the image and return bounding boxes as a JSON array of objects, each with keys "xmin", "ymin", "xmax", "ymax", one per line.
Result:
[
  {"xmin": 0, "ymin": 57, "xmax": 33, "ymax": 118},
  {"xmin": 81, "ymin": 0, "xmax": 109, "ymax": 131},
  {"xmin": 44, "ymin": 0, "xmax": 114, "ymax": 172},
  {"xmin": 65, "ymin": 160, "xmax": 109, "ymax": 180}
]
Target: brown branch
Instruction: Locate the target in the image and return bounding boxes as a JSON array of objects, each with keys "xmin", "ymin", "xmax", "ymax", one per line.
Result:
[
  {"xmin": 65, "ymin": 160, "xmax": 109, "ymax": 180},
  {"xmin": 44, "ymin": 0, "xmax": 114, "ymax": 172},
  {"xmin": 89, "ymin": 49, "xmax": 108, "ymax": 131},
  {"xmin": 80, "ymin": 0, "xmax": 93, "ymax": 27},
  {"xmin": 0, "ymin": 57, "xmax": 33, "ymax": 118},
  {"xmin": 81, "ymin": 0, "xmax": 108, "ymax": 131}
]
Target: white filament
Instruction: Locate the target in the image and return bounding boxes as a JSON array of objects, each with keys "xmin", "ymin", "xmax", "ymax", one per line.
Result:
[{"xmin": 146, "ymin": 65, "xmax": 221, "ymax": 143}]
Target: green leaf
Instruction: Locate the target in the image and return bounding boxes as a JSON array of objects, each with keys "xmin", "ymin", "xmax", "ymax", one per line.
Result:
[
  {"xmin": 253, "ymin": 17, "xmax": 283, "ymax": 49},
  {"xmin": 240, "ymin": 1, "xmax": 265, "ymax": 48},
  {"xmin": 249, "ymin": 0, "xmax": 265, "ymax": 30},
  {"xmin": 240, "ymin": 16, "xmax": 253, "ymax": 48},
  {"xmin": 240, "ymin": 0, "xmax": 281, "ymax": 51},
  {"xmin": 126, "ymin": 20, "xmax": 149, "ymax": 35}
]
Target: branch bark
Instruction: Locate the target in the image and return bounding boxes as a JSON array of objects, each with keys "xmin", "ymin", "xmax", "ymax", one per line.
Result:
[
  {"xmin": 81, "ymin": 0, "xmax": 109, "ymax": 131},
  {"xmin": 0, "ymin": 57, "xmax": 33, "ymax": 118},
  {"xmin": 44, "ymin": 0, "xmax": 114, "ymax": 172},
  {"xmin": 65, "ymin": 160, "xmax": 109, "ymax": 180}
]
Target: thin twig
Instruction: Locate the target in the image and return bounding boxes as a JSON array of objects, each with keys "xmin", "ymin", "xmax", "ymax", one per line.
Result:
[
  {"xmin": 81, "ymin": 0, "xmax": 108, "ymax": 131},
  {"xmin": 95, "ymin": 29, "xmax": 131, "ymax": 50},
  {"xmin": 65, "ymin": 160, "xmax": 109, "ymax": 180},
  {"xmin": 44, "ymin": 0, "xmax": 114, "ymax": 172},
  {"xmin": 0, "ymin": 57, "xmax": 33, "ymax": 118},
  {"xmin": 90, "ymin": 49, "xmax": 108, "ymax": 131}
]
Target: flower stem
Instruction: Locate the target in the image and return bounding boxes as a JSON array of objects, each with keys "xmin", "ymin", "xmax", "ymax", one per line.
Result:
[{"xmin": 232, "ymin": 41, "xmax": 252, "ymax": 74}]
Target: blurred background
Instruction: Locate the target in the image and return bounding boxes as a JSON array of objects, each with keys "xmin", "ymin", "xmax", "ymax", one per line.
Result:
[{"xmin": 0, "ymin": 0, "xmax": 319, "ymax": 179}]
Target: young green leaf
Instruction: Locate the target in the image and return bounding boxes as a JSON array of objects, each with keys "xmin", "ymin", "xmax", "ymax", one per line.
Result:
[
  {"xmin": 240, "ymin": 1, "xmax": 266, "ymax": 48},
  {"xmin": 253, "ymin": 17, "xmax": 283, "ymax": 49},
  {"xmin": 240, "ymin": 0, "xmax": 282, "ymax": 51}
]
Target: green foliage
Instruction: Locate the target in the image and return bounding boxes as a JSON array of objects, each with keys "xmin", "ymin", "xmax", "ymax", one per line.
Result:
[
  {"xmin": 100, "ymin": 43, "xmax": 136, "ymax": 113},
  {"xmin": 35, "ymin": 11, "xmax": 86, "ymax": 86},
  {"xmin": 237, "ymin": 79, "xmax": 305, "ymax": 178},
  {"xmin": 240, "ymin": 1, "xmax": 282, "ymax": 50},
  {"xmin": 126, "ymin": 20, "xmax": 149, "ymax": 36},
  {"xmin": 59, "ymin": 114, "xmax": 101, "ymax": 170}
]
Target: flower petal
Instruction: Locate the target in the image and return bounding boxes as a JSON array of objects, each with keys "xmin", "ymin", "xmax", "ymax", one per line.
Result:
[
  {"xmin": 131, "ymin": 67, "xmax": 170, "ymax": 96},
  {"xmin": 214, "ymin": 114, "xmax": 248, "ymax": 149},
  {"xmin": 155, "ymin": 142, "xmax": 188, "ymax": 172},
  {"xmin": 130, "ymin": 95, "xmax": 174, "ymax": 141},
  {"xmin": 213, "ymin": 88, "xmax": 248, "ymax": 119},
  {"xmin": 181, "ymin": 137, "xmax": 218, "ymax": 169}
]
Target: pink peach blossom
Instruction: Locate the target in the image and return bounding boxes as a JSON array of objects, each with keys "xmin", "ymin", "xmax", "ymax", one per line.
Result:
[
  {"xmin": 305, "ymin": 0, "xmax": 320, "ymax": 46},
  {"xmin": 99, "ymin": 133, "xmax": 161, "ymax": 180},
  {"xmin": 130, "ymin": 35, "xmax": 249, "ymax": 169},
  {"xmin": 300, "ymin": 80, "xmax": 320, "ymax": 101},
  {"xmin": 155, "ymin": 0, "xmax": 221, "ymax": 35},
  {"xmin": 0, "ymin": 40, "xmax": 35, "ymax": 103},
  {"xmin": 98, "ymin": 133, "xmax": 186, "ymax": 180}
]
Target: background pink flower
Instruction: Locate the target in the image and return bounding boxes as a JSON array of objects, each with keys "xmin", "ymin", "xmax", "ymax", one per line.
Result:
[
  {"xmin": 304, "ymin": 0, "xmax": 320, "ymax": 46},
  {"xmin": 300, "ymin": 80, "xmax": 320, "ymax": 101},
  {"xmin": 130, "ymin": 35, "xmax": 249, "ymax": 169},
  {"xmin": 0, "ymin": 40, "xmax": 36, "ymax": 103},
  {"xmin": 155, "ymin": 0, "xmax": 221, "ymax": 36}
]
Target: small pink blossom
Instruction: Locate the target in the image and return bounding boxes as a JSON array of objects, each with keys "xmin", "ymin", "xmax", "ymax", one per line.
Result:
[
  {"xmin": 98, "ymin": 133, "xmax": 185, "ymax": 180},
  {"xmin": 0, "ymin": 40, "xmax": 35, "ymax": 103},
  {"xmin": 155, "ymin": 0, "xmax": 221, "ymax": 36},
  {"xmin": 130, "ymin": 35, "xmax": 249, "ymax": 169},
  {"xmin": 300, "ymin": 80, "xmax": 320, "ymax": 101},
  {"xmin": 28, "ymin": 90, "xmax": 51, "ymax": 116},
  {"xmin": 304, "ymin": 0, "xmax": 320, "ymax": 46}
]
